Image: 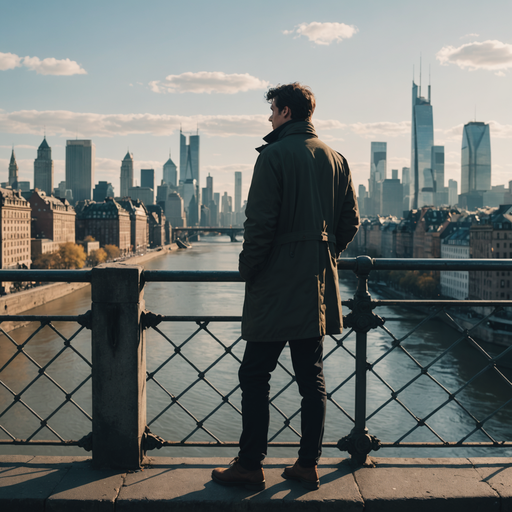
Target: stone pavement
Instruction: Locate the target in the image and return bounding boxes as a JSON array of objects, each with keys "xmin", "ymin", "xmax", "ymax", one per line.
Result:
[{"xmin": 1, "ymin": 455, "xmax": 511, "ymax": 511}]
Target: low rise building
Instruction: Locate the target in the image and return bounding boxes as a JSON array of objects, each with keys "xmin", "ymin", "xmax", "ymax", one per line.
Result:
[
  {"xmin": 0, "ymin": 187, "xmax": 32, "ymax": 269},
  {"xmin": 469, "ymin": 205, "xmax": 512, "ymax": 301},
  {"xmin": 118, "ymin": 198, "xmax": 149, "ymax": 253},
  {"xmin": 440, "ymin": 225, "xmax": 470, "ymax": 300},
  {"xmin": 76, "ymin": 198, "xmax": 131, "ymax": 254},
  {"xmin": 29, "ymin": 189, "xmax": 75, "ymax": 246}
]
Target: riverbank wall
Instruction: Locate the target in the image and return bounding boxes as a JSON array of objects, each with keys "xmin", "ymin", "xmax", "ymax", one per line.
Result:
[{"xmin": 0, "ymin": 243, "xmax": 179, "ymax": 332}]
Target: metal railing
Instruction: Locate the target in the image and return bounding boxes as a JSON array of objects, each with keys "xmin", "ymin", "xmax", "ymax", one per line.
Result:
[{"xmin": 1, "ymin": 258, "xmax": 512, "ymax": 468}]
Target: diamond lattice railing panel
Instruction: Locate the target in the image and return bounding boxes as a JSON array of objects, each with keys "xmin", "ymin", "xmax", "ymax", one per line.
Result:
[
  {"xmin": 145, "ymin": 320, "xmax": 358, "ymax": 447},
  {"xmin": 364, "ymin": 305, "xmax": 512, "ymax": 446},
  {"xmin": 0, "ymin": 320, "xmax": 92, "ymax": 444}
]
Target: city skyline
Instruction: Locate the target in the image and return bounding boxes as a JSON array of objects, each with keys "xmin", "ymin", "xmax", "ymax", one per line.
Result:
[{"xmin": 1, "ymin": 1, "xmax": 511, "ymax": 201}]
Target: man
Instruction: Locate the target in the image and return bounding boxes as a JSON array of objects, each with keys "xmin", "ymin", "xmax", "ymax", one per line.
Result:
[{"xmin": 212, "ymin": 83, "xmax": 359, "ymax": 491}]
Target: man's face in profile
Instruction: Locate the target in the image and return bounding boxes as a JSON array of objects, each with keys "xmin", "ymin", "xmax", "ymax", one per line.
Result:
[{"xmin": 268, "ymin": 99, "xmax": 290, "ymax": 131}]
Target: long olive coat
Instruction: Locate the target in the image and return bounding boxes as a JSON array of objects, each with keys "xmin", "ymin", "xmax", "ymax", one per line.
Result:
[{"xmin": 239, "ymin": 120, "xmax": 360, "ymax": 342}]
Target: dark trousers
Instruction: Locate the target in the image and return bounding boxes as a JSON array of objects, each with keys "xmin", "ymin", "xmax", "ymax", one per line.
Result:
[{"xmin": 237, "ymin": 337, "xmax": 326, "ymax": 470}]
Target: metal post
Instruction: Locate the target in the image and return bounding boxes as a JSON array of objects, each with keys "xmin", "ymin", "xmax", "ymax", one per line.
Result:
[
  {"xmin": 337, "ymin": 255, "xmax": 382, "ymax": 465},
  {"xmin": 91, "ymin": 264, "xmax": 146, "ymax": 469}
]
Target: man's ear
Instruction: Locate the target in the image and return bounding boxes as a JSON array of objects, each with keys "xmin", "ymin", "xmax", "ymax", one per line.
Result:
[{"xmin": 282, "ymin": 106, "xmax": 292, "ymax": 119}]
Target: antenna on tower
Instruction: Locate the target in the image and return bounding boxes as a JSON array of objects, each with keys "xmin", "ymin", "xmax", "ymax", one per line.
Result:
[
  {"xmin": 419, "ymin": 53, "xmax": 422, "ymax": 97},
  {"xmin": 196, "ymin": 123, "xmax": 199, "ymax": 135},
  {"xmin": 428, "ymin": 64, "xmax": 431, "ymax": 103}
]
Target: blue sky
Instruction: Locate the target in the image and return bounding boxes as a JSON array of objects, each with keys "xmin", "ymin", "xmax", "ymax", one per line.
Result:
[{"xmin": 1, "ymin": 0, "xmax": 511, "ymax": 203}]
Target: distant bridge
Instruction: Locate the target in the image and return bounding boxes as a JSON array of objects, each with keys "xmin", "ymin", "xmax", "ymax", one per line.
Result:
[{"xmin": 172, "ymin": 226, "xmax": 244, "ymax": 242}]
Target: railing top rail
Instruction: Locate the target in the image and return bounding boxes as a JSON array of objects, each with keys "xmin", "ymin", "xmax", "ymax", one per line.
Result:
[
  {"xmin": 1, "ymin": 257, "xmax": 511, "ymax": 285},
  {"xmin": 0, "ymin": 269, "xmax": 92, "ymax": 282},
  {"xmin": 337, "ymin": 257, "xmax": 512, "ymax": 272},
  {"xmin": 143, "ymin": 270, "xmax": 242, "ymax": 282}
]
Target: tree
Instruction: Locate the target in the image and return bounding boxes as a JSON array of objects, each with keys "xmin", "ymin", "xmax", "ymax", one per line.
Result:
[
  {"xmin": 83, "ymin": 235, "xmax": 96, "ymax": 242},
  {"xmin": 88, "ymin": 248, "xmax": 107, "ymax": 267},
  {"xmin": 56, "ymin": 243, "xmax": 86, "ymax": 269},
  {"xmin": 104, "ymin": 244, "xmax": 120, "ymax": 260},
  {"xmin": 32, "ymin": 252, "xmax": 59, "ymax": 269}
]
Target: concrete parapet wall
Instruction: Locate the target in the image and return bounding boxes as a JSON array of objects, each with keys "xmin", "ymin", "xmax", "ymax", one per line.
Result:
[{"xmin": 0, "ymin": 281, "xmax": 90, "ymax": 332}]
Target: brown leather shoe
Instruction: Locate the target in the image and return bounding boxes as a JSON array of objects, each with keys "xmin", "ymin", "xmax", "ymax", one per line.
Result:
[
  {"xmin": 212, "ymin": 457, "xmax": 265, "ymax": 491},
  {"xmin": 282, "ymin": 460, "xmax": 319, "ymax": 490}
]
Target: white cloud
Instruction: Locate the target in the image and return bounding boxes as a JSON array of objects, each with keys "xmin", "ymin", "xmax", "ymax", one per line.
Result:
[
  {"xmin": 0, "ymin": 109, "xmax": 343, "ymax": 138},
  {"xmin": 314, "ymin": 119, "xmax": 346, "ymax": 130},
  {"xmin": 0, "ymin": 52, "xmax": 22, "ymax": 71},
  {"xmin": 460, "ymin": 33, "xmax": 480, "ymax": 39},
  {"xmin": 438, "ymin": 121, "xmax": 512, "ymax": 141},
  {"xmin": 349, "ymin": 121, "xmax": 410, "ymax": 138},
  {"xmin": 0, "ymin": 51, "xmax": 86, "ymax": 75},
  {"xmin": 150, "ymin": 71, "xmax": 269, "ymax": 94},
  {"xmin": 0, "ymin": 144, "xmax": 36, "ymax": 150},
  {"xmin": 488, "ymin": 121, "xmax": 512, "ymax": 138},
  {"xmin": 284, "ymin": 22, "xmax": 358, "ymax": 46},
  {"xmin": 436, "ymin": 40, "xmax": 512, "ymax": 73},
  {"xmin": 22, "ymin": 56, "xmax": 87, "ymax": 76}
]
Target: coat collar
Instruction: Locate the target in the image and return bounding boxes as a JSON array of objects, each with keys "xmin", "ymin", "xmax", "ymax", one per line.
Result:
[{"xmin": 256, "ymin": 120, "xmax": 317, "ymax": 153}]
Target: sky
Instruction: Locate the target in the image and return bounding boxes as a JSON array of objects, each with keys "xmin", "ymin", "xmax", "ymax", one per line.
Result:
[{"xmin": 1, "ymin": 0, "xmax": 512, "ymax": 205}]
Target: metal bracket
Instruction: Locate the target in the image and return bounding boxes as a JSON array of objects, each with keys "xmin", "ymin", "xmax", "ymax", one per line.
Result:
[
  {"xmin": 344, "ymin": 297, "xmax": 385, "ymax": 333},
  {"xmin": 77, "ymin": 432, "xmax": 93, "ymax": 452},
  {"xmin": 143, "ymin": 426, "xmax": 165, "ymax": 451},
  {"xmin": 337, "ymin": 428, "xmax": 381, "ymax": 466},
  {"xmin": 141, "ymin": 310, "xmax": 164, "ymax": 330},
  {"xmin": 77, "ymin": 310, "xmax": 92, "ymax": 330}
]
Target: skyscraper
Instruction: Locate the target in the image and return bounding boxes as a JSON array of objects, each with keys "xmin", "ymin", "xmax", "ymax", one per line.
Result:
[
  {"xmin": 8, "ymin": 149, "xmax": 18, "ymax": 187},
  {"xmin": 461, "ymin": 122, "xmax": 491, "ymax": 194},
  {"xmin": 410, "ymin": 80, "xmax": 434, "ymax": 209},
  {"xmin": 369, "ymin": 142, "xmax": 386, "ymax": 215},
  {"xmin": 431, "ymin": 145, "xmax": 447, "ymax": 206},
  {"xmin": 140, "ymin": 169, "xmax": 155, "ymax": 204},
  {"xmin": 34, "ymin": 137, "xmax": 54, "ymax": 195},
  {"xmin": 180, "ymin": 129, "xmax": 200, "ymax": 184},
  {"xmin": 66, "ymin": 140, "xmax": 95, "ymax": 203},
  {"xmin": 163, "ymin": 153, "xmax": 177, "ymax": 187},
  {"xmin": 448, "ymin": 179, "xmax": 458, "ymax": 206},
  {"xmin": 120, "ymin": 152, "xmax": 134, "ymax": 198},
  {"xmin": 180, "ymin": 129, "xmax": 200, "ymax": 225},
  {"xmin": 234, "ymin": 171, "xmax": 242, "ymax": 213},
  {"xmin": 141, "ymin": 169, "xmax": 155, "ymax": 189}
]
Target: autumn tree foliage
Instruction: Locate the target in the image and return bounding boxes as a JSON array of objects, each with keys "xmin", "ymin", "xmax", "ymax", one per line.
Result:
[
  {"xmin": 104, "ymin": 244, "xmax": 120, "ymax": 260},
  {"xmin": 32, "ymin": 243, "xmax": 86, "ymax": 269},
  {"xmin": 87, "ymin": 248, "xmax": 107, "ymax": 267}
]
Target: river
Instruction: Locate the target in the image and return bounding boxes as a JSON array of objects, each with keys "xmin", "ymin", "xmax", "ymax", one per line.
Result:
[{"xmin": 1, "ymin": 237, "xmax": 512, "ymax": 459}]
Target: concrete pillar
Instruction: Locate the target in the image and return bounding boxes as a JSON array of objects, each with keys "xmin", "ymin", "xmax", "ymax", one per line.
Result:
[{"xmin": 91, "ymin": 264, "xmax": 146, "ymax": 469}]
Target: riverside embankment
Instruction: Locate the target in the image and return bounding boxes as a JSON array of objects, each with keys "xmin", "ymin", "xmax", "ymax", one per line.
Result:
[{"xmin": 0, "ymin": 244, "xmax": 178, "ymax": 332}]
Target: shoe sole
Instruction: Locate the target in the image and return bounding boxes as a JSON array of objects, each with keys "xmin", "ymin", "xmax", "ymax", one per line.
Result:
[
  {"xmin": 282, "ymin": 471, "xmax": 320, "ymax": 491},
  {"xmin": 211, "ymin": 473, "xmax": 266, "ymax": 491}
]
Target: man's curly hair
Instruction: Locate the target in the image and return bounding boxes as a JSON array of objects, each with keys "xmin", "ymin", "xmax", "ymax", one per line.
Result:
[{"xmin": 265, "ymin": 83, "xmax": 316, "ymax": 121}]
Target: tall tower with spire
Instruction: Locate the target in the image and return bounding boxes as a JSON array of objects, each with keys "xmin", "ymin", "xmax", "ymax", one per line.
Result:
[
  {"xmin": 34, "ymin": 137, "xmax": 54, "ymax": 194},
  {"xmin": 8, "ymin": 149, "xmax": 19, "ymax": 187},
  {"xmin": 410, "ymin": 66, "xmax": 434, "ymax": 209},
  {"xmin": 163, "ymin": 151, "xmax": 177, "ymax": 187},
  {"xmin": 120, "ymin": 151, "xmax": 134, "ymax": 198}
]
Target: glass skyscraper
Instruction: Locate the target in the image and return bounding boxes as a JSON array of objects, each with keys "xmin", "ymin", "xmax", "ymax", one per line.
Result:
[
  {"xmin": 461, "ymin": 122, "xmax": 491, "ymax": 194},
  {"xmin": 410, "ymin": 81, "xmax": 433, "ymax": 209},
  {"xmin": 369, "ymin": 141, "xmax": 386, "ymax": 215},
  {"xmin": 66, "ymin": 140, "xmax": 95, "ymax": 203}
]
